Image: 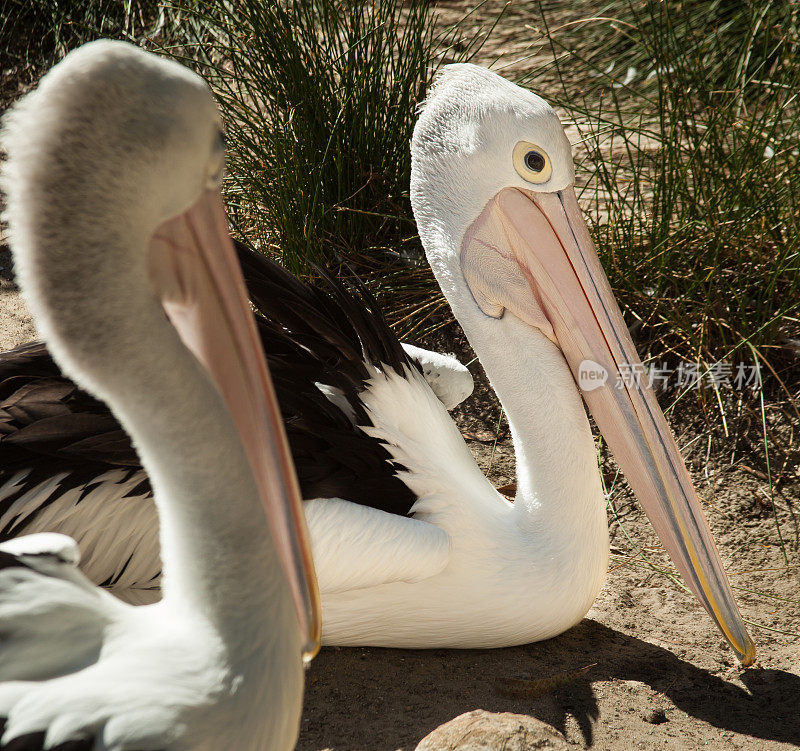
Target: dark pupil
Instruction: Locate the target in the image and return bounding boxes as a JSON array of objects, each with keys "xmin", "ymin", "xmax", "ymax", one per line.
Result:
[{"xmin": 524, "ymin": 150, "xmax": 545, "ymax": 172}]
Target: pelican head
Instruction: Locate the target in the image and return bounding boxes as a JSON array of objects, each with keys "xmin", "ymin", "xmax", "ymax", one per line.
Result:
[{"xmin": 411, "ymin": 63, "xmax": 755, "ymax": 666}]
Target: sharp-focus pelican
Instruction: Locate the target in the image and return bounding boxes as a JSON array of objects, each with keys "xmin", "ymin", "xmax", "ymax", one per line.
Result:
[
  {"xmin": 0, "ymin": 60, "xmax": 754, "ymax": 665},
  {"xmin": 0, "ymin": 41, "xmax": 320, "ymax": 749}
]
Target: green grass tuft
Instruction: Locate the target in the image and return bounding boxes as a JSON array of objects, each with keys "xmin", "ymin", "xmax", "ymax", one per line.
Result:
[{"xmin": 173, "ymin": 0, "xmax": 491, "ymax": 289}]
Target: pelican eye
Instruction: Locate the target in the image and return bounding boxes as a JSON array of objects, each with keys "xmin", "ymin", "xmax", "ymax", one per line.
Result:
[
  {"xmin": 513, "ymin": 141, "xmax": 552, "ymax": 184},
  {"xmin": 206, "ymin": 130, "xmax": 226, "ymax": 188},
  {"xmin": 524, "ymin": 151, "xmax": 545, "ymax": 172}
]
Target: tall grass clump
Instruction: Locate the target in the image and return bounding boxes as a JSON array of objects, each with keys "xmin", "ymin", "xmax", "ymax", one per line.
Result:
[
  {"xmin": 178, "ymin": 0, "xmax": 490, "ymax": 306},
  {"xmin": 529, "ymin": 1, "xmax": 800, "ymax": 382}
]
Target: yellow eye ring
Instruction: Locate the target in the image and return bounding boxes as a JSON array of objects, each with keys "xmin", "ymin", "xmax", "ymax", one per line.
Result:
[{"xmin": 513, "ymin": 141, "xmax": 552, "ymax": 184}]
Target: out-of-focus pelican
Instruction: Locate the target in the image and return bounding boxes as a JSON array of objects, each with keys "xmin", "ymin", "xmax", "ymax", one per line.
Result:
[{"xmin": 0, "ymin": 41, "xmax": 320, "ymax": 749}]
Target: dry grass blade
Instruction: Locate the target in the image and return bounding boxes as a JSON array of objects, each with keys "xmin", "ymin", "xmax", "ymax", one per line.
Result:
[
  {"xmin": 495, "ymin": 663, "xmax": 597, "ymax": 699},
  {"xmin": 164, "ymin": 0, "xmax": 500, "ymax": 343}
]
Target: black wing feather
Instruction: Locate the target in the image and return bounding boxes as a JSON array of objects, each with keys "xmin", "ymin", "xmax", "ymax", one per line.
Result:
[
  {"xmin": 0, "ymin": 720, "xmax": 157, "ymax": 751},
  {"xmin": 235, "ymin": 241, "xmax": 419, "ymax": 514},
  {"xmin": 0, "ymin": 244, "xmax": 420, "ymax": 526},
  {"xmin": 0, "ymin": 342, "xmax": 149, "ymax": 540}
]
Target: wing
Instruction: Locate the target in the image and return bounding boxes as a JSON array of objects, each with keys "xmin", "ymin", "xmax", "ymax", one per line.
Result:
[
  {"xmin": 235, "ymin": 242, "xmax": 422, "ymax": 514},
  {"xmin": 214, "ymin": 245, "xmax": 476, "ymax": 591},
  {"xmin": 0, "ymin": 341, "xmax": 149, "ymax": 517},
  {"xmin": 0, "ymin": 343, "xmax": 160, "ymax": 601},
  {"xmin": 0, "ymin": 245, "xmax": 481, "ymax": 594},
  {"xmin": 297, "ymin": 358, "xmax": 494, "ymax": 594}
]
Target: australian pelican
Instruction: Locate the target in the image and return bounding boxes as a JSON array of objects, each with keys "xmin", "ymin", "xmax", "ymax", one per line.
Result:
[
  {"xmin": 0, "ymin": 59, "xmax": 754, "ymax": 664},
  {"xmin": 0, "ymin": 41, "xmax": 320, "ymax": 749}
]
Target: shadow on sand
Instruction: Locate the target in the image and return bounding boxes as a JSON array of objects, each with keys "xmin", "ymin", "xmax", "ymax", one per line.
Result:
[{"xmin": 298, "ymin": 619, "xmax": 799, "ymax": 749}]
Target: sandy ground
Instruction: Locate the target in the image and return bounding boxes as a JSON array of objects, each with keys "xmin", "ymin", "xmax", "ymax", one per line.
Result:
[{"xmin": 0, "ymin": 252, "xmax": 35, "ymax": 350}]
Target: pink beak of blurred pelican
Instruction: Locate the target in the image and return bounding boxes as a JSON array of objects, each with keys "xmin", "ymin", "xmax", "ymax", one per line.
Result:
[{"xmin": 149, "ymin": 188, "xmax": 322, "ymax": 659}]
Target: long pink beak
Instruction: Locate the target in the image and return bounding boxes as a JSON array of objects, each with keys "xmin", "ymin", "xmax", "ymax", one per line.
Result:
[
  {"xmin": 147, "ymin": 188, "xmax": 321, "ymax": 661},
  {"xmin": 462, "ymin": 186, "xmax": 755, "ymax": 666}
]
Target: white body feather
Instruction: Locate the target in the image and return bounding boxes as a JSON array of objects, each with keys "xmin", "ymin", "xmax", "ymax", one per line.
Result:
[{"xmin": 315, "ymin": 322, "xmax": 608, "ymax": 647}]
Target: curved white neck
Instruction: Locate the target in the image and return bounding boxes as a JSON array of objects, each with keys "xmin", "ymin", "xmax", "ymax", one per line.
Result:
[
  {"xmin": 113, "ymin": 299, "xmax": 280, "ymax": 618},
  {"xmin": 464, "ymin": 308, "xmax": 606, "ymax": 546},
  {"xmin": 416, "ymin": 212, "xmax": 608, "ymax": 556},
  {"xmin": 23, "ymin": 224, "xmax": 290, "ymax": 648}
]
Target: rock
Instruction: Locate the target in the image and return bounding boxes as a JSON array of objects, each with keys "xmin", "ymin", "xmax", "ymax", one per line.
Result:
[{"xmin": 415, "ymin": 710, "xmax": 568, "ymax": 750}]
